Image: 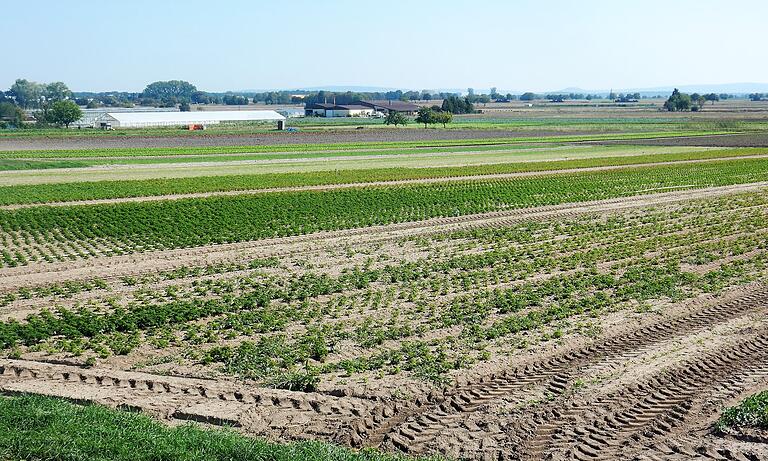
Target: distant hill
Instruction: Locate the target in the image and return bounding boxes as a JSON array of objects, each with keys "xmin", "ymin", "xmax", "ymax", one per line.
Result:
[
  {"xmin": 237, "ymin": 83, "xmax": 768, "ymax": 96},
  {"xmin": 549, "ymin": 83, "xmax": 768, "ymax": 96}
]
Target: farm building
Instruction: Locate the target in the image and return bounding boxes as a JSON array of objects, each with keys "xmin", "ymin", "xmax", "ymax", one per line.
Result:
[
  {"xmin": 70, "ymin": 107, "xmax": 178, "ymax": 129},
  {"xmin": 305, "ymin": 103, "xmax": 375, "ymax": 117},
  {"xmin": 359, "ymin": 100, "xmax": 420, "ymax": 114},
  {"xmin": 98, "ymin": 110, "xmax": 286, "ymax": 129}
]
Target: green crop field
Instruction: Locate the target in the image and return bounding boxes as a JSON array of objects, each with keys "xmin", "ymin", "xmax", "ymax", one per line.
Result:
[
  {"xmin": 2, "ymin": 157, "xmax": 768, "ymax": 267},
  {"xmin": 3, "ymin": 112, "xmax": 768, "ymax": 460},
  {"xmin": 0, "ymin": 148, "xmax": 765, "ymax": 205}
]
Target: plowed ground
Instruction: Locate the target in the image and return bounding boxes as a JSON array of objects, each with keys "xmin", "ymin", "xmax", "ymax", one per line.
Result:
[{"xmin": 2, "ymin": 187, "xmax": 768, "ymax": 460}]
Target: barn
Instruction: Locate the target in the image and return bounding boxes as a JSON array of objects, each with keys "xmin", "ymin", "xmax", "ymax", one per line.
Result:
[
  {"xmin": 359, "ymin": 100, "xmax": 420, "ymax": 115},
  {"xmin": 304, "ymin": 103, "xmax": 375, "ymax": 117},
  {"xmin": 99, "ymin": 110, "xmax": 286, "ymax": 129}
]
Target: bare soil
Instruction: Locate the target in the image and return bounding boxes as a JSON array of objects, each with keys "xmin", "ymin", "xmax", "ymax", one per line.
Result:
[
  {"xmin": 0, "ymin": 129, "xmax": 588, "ymax": 152},
  {"xmin": 2, "ymin": 285, "xmax": 767, "ymax": 460}
]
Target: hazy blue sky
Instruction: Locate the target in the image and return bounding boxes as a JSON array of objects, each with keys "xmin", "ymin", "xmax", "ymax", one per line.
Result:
[{"xmin": 4, "ymin": 0, "xmax": 767, "ymax": 92}]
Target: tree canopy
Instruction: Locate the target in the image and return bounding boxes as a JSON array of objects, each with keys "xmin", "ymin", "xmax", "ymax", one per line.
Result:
[
  {"xmin": 47, "ymin": 100, "xmax": 82, "ymax": 128},
  {"xmin": 142, "ymin": 80, "xmax": 198, "ymax": 103},
  {"xmin": 441, "ymin": 96, "xmax": 474, "ymax": 114},
  {"xmin": 415, "ymin": 107, "xmax": 437, "ymax": 128},
  {"xmin": 384, "ymin": 111, "xmax": 408, "ymax": 127},
  {"xmin": 434, "ymin": 110, "xmax": 453, "ymax": 128},
  {"xmin": 44, "ymin": 82, "xmax": 72, "ymax": 102},
  {"xmin": 8, "ymin": 79, "xmax": 44, "ymax": 109},
  {"xmin": 663, "ymin": 89, "xmax": 693, "ymax": 112},
  {"xmin": 0, "ymin": 102, "xmax": 24, "ymax": 126}
]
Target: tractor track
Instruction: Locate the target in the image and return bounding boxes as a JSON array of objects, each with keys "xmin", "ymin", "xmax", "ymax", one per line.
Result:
[
  {"xmin": 366, "ymin": 286, "xmax": 768, "ymax": 455},
  {"xmin": 519, "ymin": 331, "xmax": 768, "ymax": 460}
]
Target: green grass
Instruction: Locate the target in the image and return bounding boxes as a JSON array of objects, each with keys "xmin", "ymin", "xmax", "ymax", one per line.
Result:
[
  {"xmin": 0, "ymin": 131, "xmax": 736, "ymax": 159},
  {"xmin": 0, "ymin": 394, "xmax": 430, "ymax": 461},
  {"xmin": 717, "ymin": 391, "xmax": 768, "ymax": 432},
  {"xmin": 0, "ymin": 148, "xmax": 765, "ymax": 206},
  {"xmin": 0, "ymin": 159, "xmax": 92, "ymax": 171},
  {"xmin": 0, "ymin": 142, "xmax": 560, "ymax": 170}
]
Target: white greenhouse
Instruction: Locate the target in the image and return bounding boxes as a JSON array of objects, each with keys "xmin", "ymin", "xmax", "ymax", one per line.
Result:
[{"xmin": 99, "ymin": 110, "xmax": 286, "ymax": 129}]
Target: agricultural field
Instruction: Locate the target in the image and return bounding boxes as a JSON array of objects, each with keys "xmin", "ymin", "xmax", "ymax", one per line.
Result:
[{"xmin": 1, "ymin": 111, "xmax": 768, "ymax": 460}]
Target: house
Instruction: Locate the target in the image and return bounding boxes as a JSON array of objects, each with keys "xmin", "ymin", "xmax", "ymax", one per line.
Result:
[
  {"xmin": 359, "ymin": 100, "xmax": 420, "ymax": 115},
  {"xmin": 304, "ymin": 103, "xmax": 375, "ymax": 117}
]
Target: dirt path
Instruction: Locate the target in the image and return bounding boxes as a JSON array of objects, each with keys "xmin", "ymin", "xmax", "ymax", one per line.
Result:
[
  {"xmin": 1, "ymin": 181, "xmax": 767, "ymax": 292},
  {"xmin": 4, "ymin": 154, "xmax": 768, "ymax": 210}
]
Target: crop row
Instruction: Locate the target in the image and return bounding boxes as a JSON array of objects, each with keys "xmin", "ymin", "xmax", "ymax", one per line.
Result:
[
  {"xmin": 2, "ymin": 158, "xmax": 768, "ymax": 269},
  {"xmin": 4, "ymin": 191, "xmax": 768, "ymax": 388},
  {"xmin": 1, "ymin": 148, "xmax": 764, "ymax": 206},
  {"xmin": 0, "ymin": 131, "xmax": 733, "ymax": 159}
]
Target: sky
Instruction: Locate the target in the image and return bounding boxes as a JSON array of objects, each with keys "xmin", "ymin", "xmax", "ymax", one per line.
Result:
[{"xmin": 4, "ymin": 0, "xmax": 768, "ymax": 93}]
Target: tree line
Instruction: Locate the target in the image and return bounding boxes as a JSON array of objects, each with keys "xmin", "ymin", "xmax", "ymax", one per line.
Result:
[
  {"xmin": 663, "ymin": 89, "xmax": 722, "ymax": 112},
  {"xmin": 0, "ymin": 79, "xmax": 81, "ymax": 128}
]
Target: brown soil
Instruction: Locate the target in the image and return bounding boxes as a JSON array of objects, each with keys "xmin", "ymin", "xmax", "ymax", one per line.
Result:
[
  {"xmin": 2, "ymin": 284, "xmax": 767, "ymax": 460},
  {"xmin": 0, "ymin": 129, "xmax": 590, "ymax": 152}
]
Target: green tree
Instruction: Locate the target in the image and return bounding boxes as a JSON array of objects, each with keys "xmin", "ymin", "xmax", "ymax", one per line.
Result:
[
  {"xmin": 415, "ymin": 107, "xmax": 437, "ymax": 128},
  {"xmin": 704, "ymin": 93, "xmax": 720, "ymax": 105},
  {"xmin": 519, "ymin": 92, "xmax": 536, "ymax": 101},
  {"xmin": 0, "ymin": 102, "xmax": 24, "ymax": 125},
  {"xmin": 8, "ymin": 79, "xmax": 43, "ymax": 109},
  {"xmin": 48, "ymin": 100, "xmax": 82, "ymax": 128},
  {"xmin": 384, "ymin": 111, "xmax": 408, "ymax": 126},
  {"xmin": 441, "ymin": 96, "xmax": 474, "ymax": 114},
  {"xmin": 663, "ymin": 89, "xmax": 693, "ymax": 112},
  {"xmin": 434, "ymin": 110, "xmax": 453, "ymax": 128},
  {"xmin": 142, "ymin": 80, "xmax": 197, "ymax": 103},
  {"xmin": 191, "ymin": 91, "xmax": 211, "ymax": 104},
  {"xmin": 44, "ymin": 82, "xmax": 72, "ymax": 102}
]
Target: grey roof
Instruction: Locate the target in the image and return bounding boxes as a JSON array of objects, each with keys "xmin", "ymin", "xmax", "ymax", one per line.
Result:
[
  {"xmin": 359, "ymin": 100, "xmax": 420, "ymax": 111},
  {"xmin": 306, "ymin": 103, "xmax": 371, "ymax": 110}
]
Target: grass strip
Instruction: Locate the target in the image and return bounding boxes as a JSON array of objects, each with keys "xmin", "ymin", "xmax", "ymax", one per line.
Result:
[{"xmin": 0, "ymin": 394, "xmax": 432, "ymax": 461}]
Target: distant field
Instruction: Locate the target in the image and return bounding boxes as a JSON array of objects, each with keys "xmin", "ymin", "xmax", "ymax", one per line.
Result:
[
  {"xmin": 0, "ymin": 131, "xmax": 737, "ymax": 158},
  {"xmin": 0, "ymin": 145, "xmax": 718, "ymax": 186}
]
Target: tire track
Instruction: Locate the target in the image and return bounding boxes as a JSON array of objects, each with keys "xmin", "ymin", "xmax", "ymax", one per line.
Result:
[
  {"xmin": 525, "ymin": 333, "xmax": 768, "ymax": 460},
  {"xmin": 368, "ymin": 287, "xmax": 768, "ymax": 453}
]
